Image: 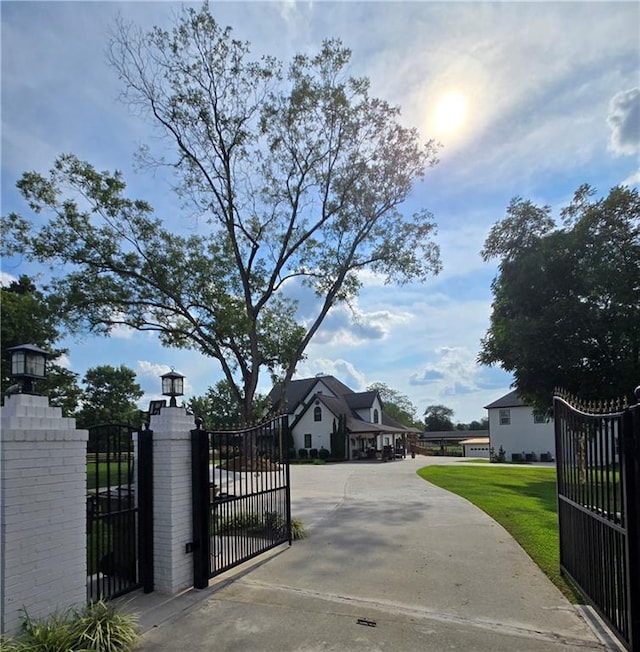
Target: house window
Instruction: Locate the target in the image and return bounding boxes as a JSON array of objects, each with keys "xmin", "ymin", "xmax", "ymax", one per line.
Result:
[
  {"xmin": 533, "ymin": 412, "xmax": 545, "ymax": 424},
  {"xmin": 373, "ymin": 409, "xmax": 379, "ymax": 424},
  {"xmin": 304, "ymin": 433, "xmax": 312, "ymax": 448},
  {"xmin": 314, "ymin": 406, "xmax": 322, "ymax": 422},
  {"xmin": 499, "ymin": 409, "xmax": 510, "ymax": 425}
]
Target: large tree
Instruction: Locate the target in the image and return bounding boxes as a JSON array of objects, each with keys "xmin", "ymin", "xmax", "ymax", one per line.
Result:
[
  {"xmin": 1, "ymin": 275, "xmax": 81, "ymax": 414},
  {"xmin": 75, "ymin": 364, "xmax": 144, "ymax": 428},
  {"xmin": 479, "ymin": 184, "xmax": 640, "ymax": 409},
  {"xmin": 188, "ymin": 380, "xmax": 270, "ymax": 429},
  {"xmin": 424, "ymin": 404, "xmax": 455, "ymax": 431},
  {"xmin": 2, "ymin": 4, "xmax": 440, "ymax": 422}
]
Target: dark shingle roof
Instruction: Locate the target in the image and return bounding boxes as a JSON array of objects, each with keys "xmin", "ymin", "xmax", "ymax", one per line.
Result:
[
  {"xmin": 278, "ymin": 376, "xmax": 412, "ymax": 435},
  {"xmin": 484, "ymin": 390, "xmax": 526, "ymax": 410},
  {"xmin": 268, "ymin": 375, "xmax": 354, "ymax": 412}
]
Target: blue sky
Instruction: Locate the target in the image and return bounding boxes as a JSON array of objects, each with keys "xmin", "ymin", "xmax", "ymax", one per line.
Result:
[{"xmin": 2, "ymin": 1, "xmax": 639, "ymax": 423}]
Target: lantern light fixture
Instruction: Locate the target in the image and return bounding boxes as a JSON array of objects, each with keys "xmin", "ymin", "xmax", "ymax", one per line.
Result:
[
  {"xmin": 7, "ymin": 343, "xmax": 50, "ymax": 395},
  {"xmin": 161, "ymin": 369, "xmax": 185, "ymax": 407}
]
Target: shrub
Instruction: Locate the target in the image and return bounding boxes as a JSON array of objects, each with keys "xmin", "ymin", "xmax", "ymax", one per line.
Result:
[
  {"xmin": 318, "ymin": 448, "xmax": 330, "ymax": 460},
  {"xmin": 5, "ymin": 601, "xmax": 139, "ymax": 652},
  {"xmin": 291, "ymin": 517, "xmax": 307, "ymax": 540},
  {"xmin": 69, "ymin": 600, "xmax": 139, "ymax": 652},
  {"xmin": 288, "ymin": 448, "xmax": 297, "ymax": 460},
  {"xmin": 298, "ymin": 448, "xmax": 308, "ymax": 459},
  {"xmin": 309, "ymin": 448, "xmax": 318, "ymax": 459}
]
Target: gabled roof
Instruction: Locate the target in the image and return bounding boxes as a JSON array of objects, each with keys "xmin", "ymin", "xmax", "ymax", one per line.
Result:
[
  {"xmin": 268, "ymin": 375, "xmax": 354, "ymax": 412},
  {"xmin": 280, "ymin": 375, "xmax": 412, "ymax": 434},
  {"xmin": 344, "ymin": 390, "xmax": 378, "ymax": 410},
  {"xmin": 484, "ymin": 390, "xmax": 527, "ymax": 410}
]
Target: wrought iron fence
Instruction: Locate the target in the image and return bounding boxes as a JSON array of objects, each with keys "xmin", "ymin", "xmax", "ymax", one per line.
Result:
[
  {"xmin": 554, "ymin": 391, "xmax": 639, "ymax": 650},
  {"xmin": 86, "ymin": 424, "xmax": 153, "ymax": 601},
  {"xmin": 191, "ymin": 415, "xmax": 291, "ymax": 588}
]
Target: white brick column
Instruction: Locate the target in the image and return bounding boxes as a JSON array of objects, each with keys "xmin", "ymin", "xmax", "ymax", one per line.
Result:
[
  {"xmin": 148, "ymin": 406, "xmax": 196, "ymax": 594},
  {"xmin": 1, "ymin": 394, "xmax": 88, "ymax": 635}
]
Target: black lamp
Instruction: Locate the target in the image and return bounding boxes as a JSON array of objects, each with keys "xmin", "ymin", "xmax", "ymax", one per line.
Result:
[
  {"xmin": 7, "ymin": 343, "xmax": 50, "ymax": 394},
  {"xmin": 161, "ymin": 369, "xmax": 185, "ymax": 407}
]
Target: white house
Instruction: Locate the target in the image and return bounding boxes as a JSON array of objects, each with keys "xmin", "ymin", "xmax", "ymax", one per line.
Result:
[
  {"xmin": 268, "ymin": 375, "xmax": 412, "ymax": 460},
  {"xmin": 484, "ymin": 390, "xmax": 555, "ymax": 462}
]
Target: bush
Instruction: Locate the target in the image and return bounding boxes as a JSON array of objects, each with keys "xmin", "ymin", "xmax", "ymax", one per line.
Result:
[
  {"xmin": 291, "ymin": 517, "xmax": 307, "ymax": 540},
  {"xmin": 309, "ymin": 448, "xmax": 318, "ymax": 459},
  {"xmin": 4, "ymin": 601, "xmax": 139, "ymax": 652},
  {"xmin": 69, "ymin": 600, "xmax": 139, "ymax": 651},
  {"xmin": 288, "ymin": 448, "xmax": 297, "ymax": 460},
  {"xmin": 318, "ymin": 448, "xmax": 330, "ymax": 460},
  {"xmin": 298, "ymin": 448, "xmax": 308, "ymax": 459}
]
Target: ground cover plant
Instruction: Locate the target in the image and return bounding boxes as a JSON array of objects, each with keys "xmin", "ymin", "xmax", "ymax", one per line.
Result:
[{"xmin": 417, "ymin": 465, "xmax": 582, "ymax": 602}]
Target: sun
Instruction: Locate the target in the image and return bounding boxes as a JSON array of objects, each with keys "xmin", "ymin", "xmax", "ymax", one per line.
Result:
[{"xmin": 434, "ymin": 91, "xmax": 468, "ymax": 134}]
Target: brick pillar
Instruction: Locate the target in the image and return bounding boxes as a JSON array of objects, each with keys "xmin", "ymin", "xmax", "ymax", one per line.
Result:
[
  {"xmin": 148, "ymin": 406, "xmax": 196, "ymax": 594},
  {"xmin": 1, "ymin": 394, "xmax": 88, "ymax": 635}
]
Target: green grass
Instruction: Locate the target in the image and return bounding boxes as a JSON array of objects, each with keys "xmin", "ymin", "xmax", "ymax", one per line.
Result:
[
  {"xmin": 87, "ymin": 461, "xmax": 132, "ymax": 490},
  {"xmin": 417, "ymin": 465, "xmax": 582, "ymax": 603}
]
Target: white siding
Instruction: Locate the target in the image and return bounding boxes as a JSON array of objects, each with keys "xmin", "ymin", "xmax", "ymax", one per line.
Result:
[
  {"xmin": 488, "ymin": 405, "xmax": 555, "ymax": 461},
  {"xmin": 291, "ymin": 402, "xmax": 332, "ymax": 453}
]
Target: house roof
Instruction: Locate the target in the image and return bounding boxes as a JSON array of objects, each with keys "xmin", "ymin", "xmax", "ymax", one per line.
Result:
[
  {"xmin": 268, "ymin": 375, "xmax": 354, "ymax": 412},
  {"xmin": 279, "ymin": 375, "xmax": 412, "ymax": 435},
  {"xmin": 484, "ymin": 390, "xmax": 527, "ymax": 410},
  {"xmin": 419, "ymin": 429, "xmax": 489, "ymax": 442},
  {"xmin": 459, "ymin": 437, "xmax": 490, "ymax": 445}
]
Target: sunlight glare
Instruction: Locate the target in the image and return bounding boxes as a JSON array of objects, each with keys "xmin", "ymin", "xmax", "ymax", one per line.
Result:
[{"xmin": 434, "ymin": 92, "xmax": 468, "ymax": 134}]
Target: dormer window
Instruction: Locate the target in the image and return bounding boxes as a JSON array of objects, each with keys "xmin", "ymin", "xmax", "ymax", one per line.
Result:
[
  {"xmin": 314, "ymin": 406, "xmax": 322, "ymax": 422},
  {"xmin": 373, "ymin": 409, "xmax": 379, "ymax": 424}
]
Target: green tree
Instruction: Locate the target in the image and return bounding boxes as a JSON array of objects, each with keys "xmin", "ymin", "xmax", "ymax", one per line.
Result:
[
  {"xmin": 1, "ymin": 275, "xmax": 81, "ymax": 414},
  {"xmin": 424, "ymin": 404, "xmax": 455, "ymax": 431},
  {"xmin": 2, "ymin": 4, "xmax": 440, "ymax": 423},
  {"xmin": 330, "ymin": 414, "xmax": 347, "ymax": 460},
  {"xmin": 367, "ymin": 381, "xmax": 421, "ymax": 428},
  {"xmin": 76, "ymin": 364, "xmax": 143, "ymax": 427},
  {"xmin": 188, "ymin": 380, "xmax": 270, "ymax": 428},
  {"xmin": 479, "ymin": 184, "xmax": 640, "ymax": 409}
]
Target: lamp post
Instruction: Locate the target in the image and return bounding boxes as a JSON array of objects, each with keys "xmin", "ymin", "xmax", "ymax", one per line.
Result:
[
  {"xmin": 161, "ymin": 369, "xmax": 185, "ymax": 407},
  {"xmin": 7, "ymin": 343, "xmax": 50, "ymax": 395}
]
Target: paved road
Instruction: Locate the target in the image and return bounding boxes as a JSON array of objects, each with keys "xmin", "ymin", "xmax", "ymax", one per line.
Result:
[{"xmin": 122, "ymin": 457, "xmax": 611, "ymax": 651}]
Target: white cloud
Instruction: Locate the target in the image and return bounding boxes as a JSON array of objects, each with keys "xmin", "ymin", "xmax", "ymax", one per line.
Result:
[
  {"xmin": 0, "ymin": 271, "xmax": 18, "ymax": 287},
  {"xmin": 313, "ymin": 303, "xmax": 413, "ymax": 346},
  {"xmin": 622, "ymin": 169, "xmax": 640, "ymax": 187},
  {"xmin": 295, "ymin": 358, "xmax": 367, "ymax": 392},
  {"xmin": 608, "ymin": 88, "xmax": 640, "ymax": 156},
  {"xmin": 137, "ymin": 360, "xmax": 172, "ymax": 379}
]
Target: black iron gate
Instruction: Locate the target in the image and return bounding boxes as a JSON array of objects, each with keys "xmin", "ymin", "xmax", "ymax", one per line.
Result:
[
  {"xmin": 554, "ymin": 391, "xmax": 639, "ymax": 650},
  {"xmin": 86, "ymin": 424, "xmax": 153, "ymax": 601},
  {"xmin": 191, "ymin": 415, "xmax": 291, "ymax": 588}
]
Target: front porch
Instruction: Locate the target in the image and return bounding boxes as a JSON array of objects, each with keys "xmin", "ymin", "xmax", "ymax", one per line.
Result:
[{"xmin": 349, "ymin": 431, "xmax": 406, "ymax": 461}]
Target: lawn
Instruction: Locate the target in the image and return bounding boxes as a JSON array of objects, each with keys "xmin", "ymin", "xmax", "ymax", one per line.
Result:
[{"xmin": 417, "ymin": 465, "xmax": 582, "ymax": 603}]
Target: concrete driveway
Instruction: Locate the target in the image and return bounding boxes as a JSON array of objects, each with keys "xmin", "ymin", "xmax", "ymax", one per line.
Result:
[{"xmin": 123, "ymin": 457, "xmax": 611, "ymax": 651}]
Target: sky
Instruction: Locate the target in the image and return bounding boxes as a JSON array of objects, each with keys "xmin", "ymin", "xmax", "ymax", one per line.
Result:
[{"xmin": 2, "ymin": 1, "xmax": 639, "ymax": 424}]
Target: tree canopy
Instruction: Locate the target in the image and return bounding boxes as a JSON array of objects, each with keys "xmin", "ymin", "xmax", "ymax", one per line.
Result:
[
  {"xmin": 2, "ymin": 3, "xmax": 441, "ymax": 422},
  {"xmin": 1, "ymin": 275, "xmax": 81, "ymax": 414},
  {"xmin": 479, "ymin": 184, "xmax": 640, "ymax": 409},
  {"xmin": 188, "ymin": 380, "xmax": 270, "ymax": 429},
  {"xmin": 366, "ymin": 381, "xmax": 422, "ymax": 428},
  {"xmin": 423, "ymin": 404, "xmax": 455, "ymax": 431},
  {"xmin": 75, "ymin": 364, "xmax": 144, "ymax": 428}
]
